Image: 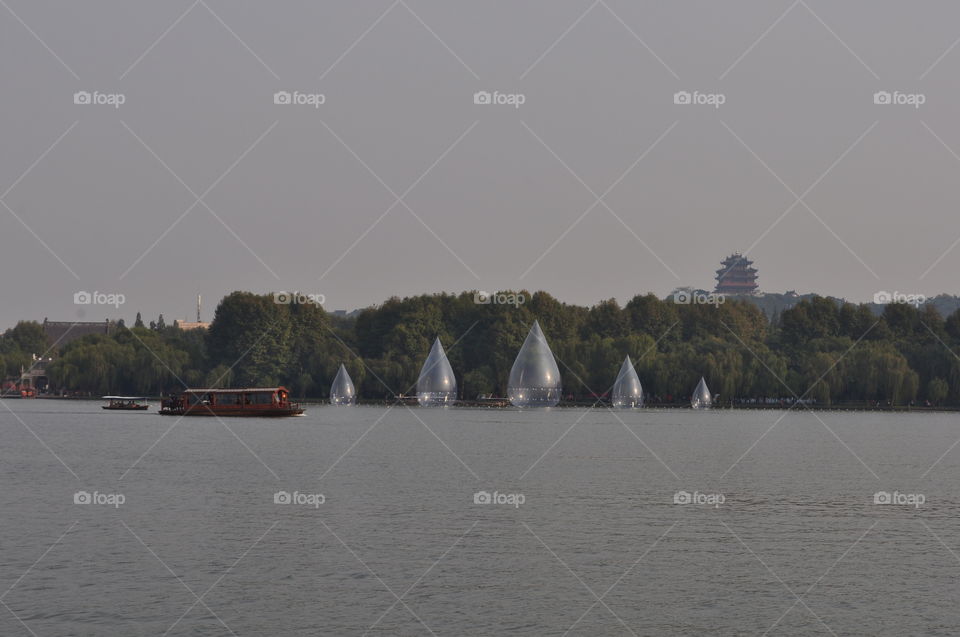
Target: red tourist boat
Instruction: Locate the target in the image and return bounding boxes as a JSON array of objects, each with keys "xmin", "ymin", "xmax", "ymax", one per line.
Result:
[{"xmin": 159, "ymin": 387, "xmax": 304, "ymax": 417}]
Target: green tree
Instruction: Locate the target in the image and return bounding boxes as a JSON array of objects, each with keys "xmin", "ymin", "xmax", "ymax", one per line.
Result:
[
  {"xmin": 927, "ymin": 377, "xmax": 949, "ymax": 404},
  {"xmin": 207, "ymin": 292, "xmax": 293, "ymax": 386}
]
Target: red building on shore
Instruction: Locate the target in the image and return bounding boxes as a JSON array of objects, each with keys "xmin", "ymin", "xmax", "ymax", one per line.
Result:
[{"xmin": 715, "ymin": 253, "xmax": 759, "ymax": 295}]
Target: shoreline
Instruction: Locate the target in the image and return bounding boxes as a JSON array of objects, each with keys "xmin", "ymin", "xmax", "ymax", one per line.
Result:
[{"xmin": 22, "ymin": 395, "xmax": 959, "ymax": 413}]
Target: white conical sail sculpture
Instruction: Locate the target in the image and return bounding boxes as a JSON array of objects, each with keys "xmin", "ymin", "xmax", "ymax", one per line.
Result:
[
  {"xmin": 508, "ymin": 320, "xmax": 562, "ymax": 407},
  {"xmin": 417, "ymin": 337, "xmax": 457, "ymax": 406},
  {"xmin": 611, "ymin": 356, "xmax": 643, "ymax": 408},
  {"xmin": 691, "ymin": 376, "xmax": 712, "ymax": 409},
  {"xmin": 330, "ymin": 364, "xmax": 356, "ymax": 405}
]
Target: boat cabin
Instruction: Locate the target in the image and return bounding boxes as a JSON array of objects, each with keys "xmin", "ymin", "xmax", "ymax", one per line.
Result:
[
  {"xmin": 160, "ymin": 387, "xmax": 302, "ymax": 416},
  {"xmin": 102, "ymin": 396, "xmax": 149, "ymax": 410}
]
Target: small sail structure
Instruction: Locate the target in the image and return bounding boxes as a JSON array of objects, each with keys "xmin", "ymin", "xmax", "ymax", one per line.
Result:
[
  {"xmin": 508, "ymin": 321, "xmax": 562, "ymax": 407},
  {"xmin": 330, "ymin": 364, "xmax": 356, "ymax": 405},
  {"xmin": 611, "ymin": 356, "xmax": 643, "ymax": 408},
  {"xmin": 417, "ymin": 337, "xmax": 457, "ymax": 406},
  {"xmin": 691, "ymin": 376, "xmax": 712, "ymax": 409}
]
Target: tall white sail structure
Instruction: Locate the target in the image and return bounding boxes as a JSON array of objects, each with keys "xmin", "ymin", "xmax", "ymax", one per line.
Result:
[
  {"xmin": 691, "ymin": 376, "xmax": 712, "ymax": 409},
  {"xmin": 508, "ymin": 321, "xmax": 562, "ymax": 407},
  {"xmin": 611, "ymin": 356, "xmax": 643, "ymax": 408},
  {"xmin": 330, "ymin": 364, "xmax": 356, "ymax": 405},
  {"xmin": 417, "ymin": 337, "xmax": 457, "ymax": 406}
]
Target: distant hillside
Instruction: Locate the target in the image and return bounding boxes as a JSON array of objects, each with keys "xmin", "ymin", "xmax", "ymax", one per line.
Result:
[
  {"xmin": 697, "ymin": 292, "xmax": 960, "ymax": 321},
  {"xmin": 911, "ymin": 294, "xmax": 960, "ymax": 318},
  {"xmin": 732, "ymin": 292, "xmax": 846, "ymax": 321}
]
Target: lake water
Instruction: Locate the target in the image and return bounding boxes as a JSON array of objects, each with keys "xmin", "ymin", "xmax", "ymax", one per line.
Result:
[{"xmin": 1, "ymin": 400, "xmax": 959, "ymax": 636}]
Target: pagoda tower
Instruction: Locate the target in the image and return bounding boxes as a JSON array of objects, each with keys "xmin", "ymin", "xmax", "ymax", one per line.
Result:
[{"xmin": 715, "ymin": 253, "xmax": 758, "ymax": 295}]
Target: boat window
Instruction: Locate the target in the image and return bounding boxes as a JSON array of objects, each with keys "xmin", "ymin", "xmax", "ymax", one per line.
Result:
[{"xmin": 248, "ymin": 391, "xmax": 274, "ymax": 405}]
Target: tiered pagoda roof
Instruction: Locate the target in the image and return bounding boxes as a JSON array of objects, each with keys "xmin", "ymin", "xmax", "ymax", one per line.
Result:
[{"xmin": 715, "ymin": 253, "xmax": 759, "ymax": 295}]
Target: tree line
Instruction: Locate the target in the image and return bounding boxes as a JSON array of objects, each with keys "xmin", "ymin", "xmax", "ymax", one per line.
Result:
[{"xmin": 3, "ymin": 291, "xmax": 958, "ymax": 406}]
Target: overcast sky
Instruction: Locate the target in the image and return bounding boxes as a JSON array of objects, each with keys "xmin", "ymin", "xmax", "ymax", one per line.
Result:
[{"xmin": 2, "ymin": 1, "xmax": 960, "ymax": 329}]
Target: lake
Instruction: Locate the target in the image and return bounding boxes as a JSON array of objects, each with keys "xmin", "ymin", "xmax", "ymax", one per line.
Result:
[{"xmin": 1, "ymin": 401, "xmax": 958, "ymax": 636}]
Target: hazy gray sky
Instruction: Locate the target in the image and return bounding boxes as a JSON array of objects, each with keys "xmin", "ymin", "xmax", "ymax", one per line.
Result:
[{"xmin": 2, "ymin": 1, "xmax": 960, "ymax": 329}]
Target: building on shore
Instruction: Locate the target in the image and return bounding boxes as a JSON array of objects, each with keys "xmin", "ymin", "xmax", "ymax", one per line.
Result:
[
  {"xmin": 715, "ymin": 253, "xmax": 759, "ymax": 295},
  {"xmin": 174, "ymin": 295, "xmax": 210, "ymax": 330},
  {"xmin": 42, "ymin": 319, "xmax": 116, "ymax": 347},
  {"xmin": 173, "ymin": 320, "xmax": 210, "ymax": 330},
  {"xmin": 20, "ymin": 356, "xmax": 52, "ymax": 394}
]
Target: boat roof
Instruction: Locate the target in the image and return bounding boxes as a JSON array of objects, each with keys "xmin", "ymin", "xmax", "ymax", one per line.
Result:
[
  {"xmin": 181, "ymin": 387, "xmax": 288, "ymax": 394},
  {"xmin": 103, "ymin": 396, "xmax": 148, "ymax": 400}
]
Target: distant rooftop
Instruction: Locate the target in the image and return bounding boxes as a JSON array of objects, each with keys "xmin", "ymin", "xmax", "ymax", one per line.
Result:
[
  {"xmin": 42, "ymin": 319, "xmax": 115, "ymax": 348},
  {"xmin": 715, "ymin": 253, "xmax": 759, "ymax": 295},
  {"xmin": 173, "ymin": 320, "xmax": 210, "ymax": 330}
]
